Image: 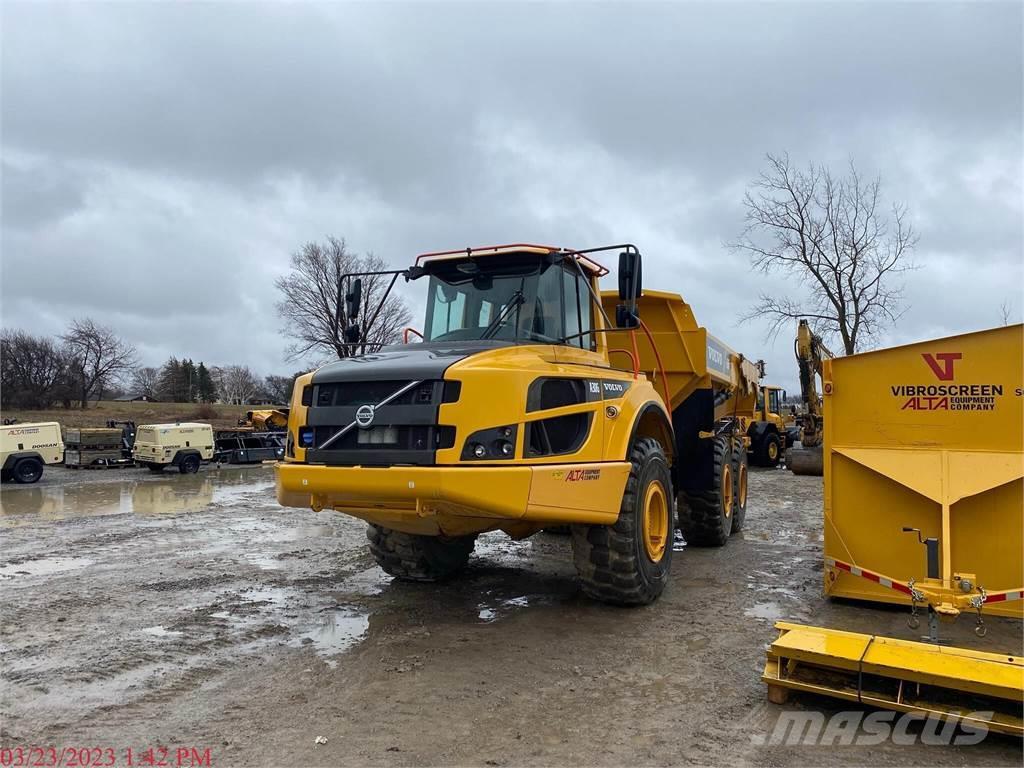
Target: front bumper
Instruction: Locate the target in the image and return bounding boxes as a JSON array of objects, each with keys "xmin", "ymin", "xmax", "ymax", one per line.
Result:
[{"xmin": 276, "ymin": 461, "xmax": 630, "ymax": 536}]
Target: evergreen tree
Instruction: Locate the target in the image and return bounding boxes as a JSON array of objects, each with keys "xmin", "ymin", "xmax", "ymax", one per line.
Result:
[{"xmin": 196, "ymin": 362, "xmax": 216, "ymax": 403}]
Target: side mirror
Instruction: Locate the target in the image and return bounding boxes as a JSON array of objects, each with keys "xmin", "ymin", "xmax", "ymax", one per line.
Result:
[
  {"xmin": 616, "ymin": 250, "xmax": 642, "ymax": 328},
  {"xmin": 344, "ymin": 324, "xmax": 361, "ymax": 344},
  {"xmin": 617, "ymin": 251, "xmax": 642, "ymax": 302},
  {"xmin": 345, "ymin": 278, "xmax": 362, "ymax": 320}
]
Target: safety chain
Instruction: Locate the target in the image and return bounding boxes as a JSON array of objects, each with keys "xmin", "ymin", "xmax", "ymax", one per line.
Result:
[
  {"xmin": 907, "ymin": 578, "xmax": 922, "ymax": 630},
  {"xmin": 970, "ymin": 586, "xmax": 988, "ymax": 637}
]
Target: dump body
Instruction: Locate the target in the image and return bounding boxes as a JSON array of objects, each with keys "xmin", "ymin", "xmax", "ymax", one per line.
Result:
[
  {"xmin": 823, "ymin": 324, "xmax": 1023, "ymax": 618},
  {"xmin": 600, "ymin": 289, "xmax": 760, "ymax": 412}
]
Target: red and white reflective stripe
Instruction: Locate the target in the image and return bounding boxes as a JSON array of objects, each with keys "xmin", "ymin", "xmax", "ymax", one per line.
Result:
[
  {"xmin": 826, "ymin": 557, "xmax": 912, "ymax": 595},
  {"xmin": 985, "ymin": 590, "xmax": 1022, "ymax": 603},
  {"xmin": 826, "ymin": 557, "xmax": 1023, "ymax": 603}
]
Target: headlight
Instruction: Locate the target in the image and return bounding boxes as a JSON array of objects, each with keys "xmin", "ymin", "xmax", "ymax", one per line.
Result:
[{"xmin": 462, "ymin": 425, "xmax": 518, "ymax": 461}]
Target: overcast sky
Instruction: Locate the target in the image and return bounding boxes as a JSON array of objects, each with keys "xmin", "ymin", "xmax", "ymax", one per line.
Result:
[{"xmin": 2, "ymin": 1, "xmax": 1021, "ymax": 392}]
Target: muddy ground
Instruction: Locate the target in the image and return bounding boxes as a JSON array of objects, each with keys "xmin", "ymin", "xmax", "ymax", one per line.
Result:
[{"xmin": 1, "ymin": 464, "xmax": 1020, "ymax": 767}]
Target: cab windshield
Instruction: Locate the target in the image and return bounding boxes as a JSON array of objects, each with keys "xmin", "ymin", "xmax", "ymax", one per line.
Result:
[{"xmin": 423, "ymin": 254, "xmax": 594, "ymax": 348}]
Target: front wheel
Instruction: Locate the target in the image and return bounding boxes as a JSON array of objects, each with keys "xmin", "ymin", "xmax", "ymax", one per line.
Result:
[
  {"xmin": 367, "ymin": 524, "xmax": 476, "ymax": 581},
  {"xmin": 12, "ymin": 458, "xmax": 44, "ymax": 484},
  {"xmin": 571, "ymin": 437, "xmax": 674, "ymax": 606},
  {"xmin": 757, "ymin": 433, "xmax": 782, "ymax": 467}
]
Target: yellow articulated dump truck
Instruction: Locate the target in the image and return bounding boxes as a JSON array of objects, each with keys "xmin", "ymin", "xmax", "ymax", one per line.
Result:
[
  {"xmin": 277, "ymin": 243, "xmax": 760, "ymax": 605},
  {"xmin": 763, "ymin": 323, "xmax": 1024, "ymax": 735}
]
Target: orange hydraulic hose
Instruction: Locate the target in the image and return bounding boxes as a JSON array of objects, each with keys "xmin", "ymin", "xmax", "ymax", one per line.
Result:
[{"xmin": 638, "ymin": 318, "xmax": 673, "ymax": 411}]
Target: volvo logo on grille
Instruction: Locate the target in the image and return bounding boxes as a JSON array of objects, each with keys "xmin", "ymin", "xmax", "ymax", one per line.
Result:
[{"xmin": 355, "ymin": 405, "xmax": 375, "ymax": 428}]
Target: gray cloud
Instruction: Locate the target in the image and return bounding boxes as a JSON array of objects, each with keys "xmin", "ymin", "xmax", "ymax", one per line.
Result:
[{"xmin": 2, "ymin": 1, "xmax": 1021, "ymax": 392}]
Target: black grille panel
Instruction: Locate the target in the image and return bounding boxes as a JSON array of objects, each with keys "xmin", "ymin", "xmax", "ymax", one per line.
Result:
[{"xmin": 315, "ymin": 380, "xmax": 437, "ymax": 407}]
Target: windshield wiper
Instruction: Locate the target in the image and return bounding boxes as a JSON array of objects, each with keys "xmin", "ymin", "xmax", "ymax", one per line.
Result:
[{"xmin": 481, "ymin": 290, "xmax": 525, "ymax": 340}]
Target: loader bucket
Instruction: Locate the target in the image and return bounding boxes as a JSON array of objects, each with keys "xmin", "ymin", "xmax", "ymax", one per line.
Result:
[
  {"xmin": 763, "ymin": 622, "xmax": 1024, "ymax": 737},
  {"xmin": 823, "ymin": 324, "xmax": 1023, "ymax": 618}
]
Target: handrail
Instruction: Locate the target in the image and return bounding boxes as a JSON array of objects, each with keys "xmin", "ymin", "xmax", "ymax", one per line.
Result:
[{"xmin": 403, "ymin": 327, "xmax": 424, "ymax": 344}]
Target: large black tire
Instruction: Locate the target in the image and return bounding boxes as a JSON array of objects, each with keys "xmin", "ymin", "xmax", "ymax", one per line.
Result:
[
  {"xmin": 12, "ymin": 458, "xmax": 44, "ymax": 484},
  {"xmin": 367, "ymin": 524, "xmax": 476, "ymax": 582},
  {"xmin": 178, "ymin": 454, "xmax": 201, "ymax": 474},
  {"xmin": 678, "ymin": 435, "xmax": 733, "ymax": 547},
  {"xmin": 570, "ymin": 437, "xmax": 674, "ymax": 606},
  {"xmin": 731, "ymin": 441, "xmax": 748, "ymax": 534},
  {"xmin": 756, "ymin": 432, "xmax": 782, "ymax": 467}
]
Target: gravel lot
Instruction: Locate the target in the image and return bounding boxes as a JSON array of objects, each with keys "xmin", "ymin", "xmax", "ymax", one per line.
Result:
[{"xmin": 1, "ymin": 463, "xmax": 1020, "ymax": 766}]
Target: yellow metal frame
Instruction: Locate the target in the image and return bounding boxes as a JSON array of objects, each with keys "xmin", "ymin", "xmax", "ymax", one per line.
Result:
[
  {"xmin": 763, "ymin": 621, "xmax": 1024, "ymax": 737},
  {"xmin": 822, "ymin": 324, "xmax": 1024, "ymax": 619}
]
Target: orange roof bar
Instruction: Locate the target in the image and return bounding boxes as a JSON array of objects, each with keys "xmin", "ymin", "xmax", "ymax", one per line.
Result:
[{"xmin": 415, "ymin": 243, "xmax": 609, "ymax": 276}]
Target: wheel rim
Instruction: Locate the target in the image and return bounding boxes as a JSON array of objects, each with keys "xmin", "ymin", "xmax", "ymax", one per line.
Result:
[
  {"xmin": 768, "ymin": 440, "xmax": 778, "ymax": 460},
  {"xmin": 642, "ymin": 480, "xmax": 669, "ymax": 562},
  {"xmin": 738, "ymin": 462, "xmax": 748, "ymax": 507},
  {"xmin": 721, "ymin": 465, "xmax": 733, "ymax": 518}
]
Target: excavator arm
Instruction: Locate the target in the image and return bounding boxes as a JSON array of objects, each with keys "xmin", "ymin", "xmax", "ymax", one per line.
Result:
[{"xmin": 794, "ymin": 319, "xmax": 833, "ymax": 449}]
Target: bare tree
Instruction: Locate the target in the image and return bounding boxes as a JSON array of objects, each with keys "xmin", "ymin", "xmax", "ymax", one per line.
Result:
[
  {"xmin": 732, "ymin": 154, "xmax": 918, "ymax": 354},
  {"xmin": 263, "ymin": 374, "xmax": 295, "ymax": 405},
  {"xmin": 131, "ymin": 366, "xmax": 160, "ymax": 399},
  {"xmin": 212, "ymin": 365, "xmax": 260, "ymax": 405},
  {"xmin": 0, "ymin": 329, "xmax": 73, "ymax": 409},
  {"xmin": 999, "ymin": 300, "xmax": 1014, "ymax": 326},
  {"xmin": 275, "ymin": 236, "xmax": 412, "ymax": 362},
  {"xmin": 60, "ymin": 318, "xmax": 138, "ymax": 408}
]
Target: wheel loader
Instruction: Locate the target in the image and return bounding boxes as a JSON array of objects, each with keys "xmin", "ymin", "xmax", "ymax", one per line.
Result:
[
  {"xmin": 276, "ymin": 243, "xmax": 761, "ymax": 605},
  {"xmin": 747, "ymin": 383, "xmax": 799, "ymax": 467}
]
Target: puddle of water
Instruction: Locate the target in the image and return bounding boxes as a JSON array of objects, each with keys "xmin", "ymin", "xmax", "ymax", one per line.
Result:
[
  {"xmin": 244, "ymin": 553, "xmax": 281, "ymax": 570},
  {"xmin": 141, "ymin": 625, "xmax": 184, "ymax": 638},
  {"xmin": 0, "ymin": 466, "xmax": 274, "ymax": 522},
  {"xmin": 291, "ymin": 608, "xmax": 369, "ymax": 667},
  {"xmin": 744, "ymin": 601, "xmax": 785, "ymax": 621},
  {"xmin": 340, "ymin": 567, "xmax": 389, "ymax": 596},
  {"xmin": 476, "ymin": 593, "xmax": 546, "ymax": 623},
  {"xmin": 0, "ymin": 556, "xmax": 94, "ymax": 579}
]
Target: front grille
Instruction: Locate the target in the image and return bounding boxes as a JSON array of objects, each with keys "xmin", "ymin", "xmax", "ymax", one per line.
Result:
[{"xmin": 304, "ymin": 379, "xmax": 460, "ymax": 466}]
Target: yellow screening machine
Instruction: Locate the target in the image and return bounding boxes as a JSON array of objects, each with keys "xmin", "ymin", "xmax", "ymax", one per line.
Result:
[{"xmin": 764, "ymin": 323, "xmax": 1024, "ymax": 735}]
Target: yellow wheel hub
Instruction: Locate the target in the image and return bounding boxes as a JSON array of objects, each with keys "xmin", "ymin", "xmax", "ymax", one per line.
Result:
[
  {"xmin": 642, "ymin": 480, "xmax": 669, "ymax": 562},
  {"xmin": 721, "ymin": 465, "xmax": 733, "ymax": 518},
  {"xmin": 768, "ymin": 441, "xmax": 779, "ymax": 460}
]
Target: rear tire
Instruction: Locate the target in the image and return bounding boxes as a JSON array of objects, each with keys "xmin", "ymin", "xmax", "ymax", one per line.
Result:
[
  {"xmin": 570, "ymin": 437, "xmax": 674, "ymax": 606},
  {"xmin": 367, "ymin": 524, "xmax": 476, "ymax": 582},
  {"xmin": 12, "ymin": 458, "xmax": 43, "ymax": 484},
  {"xmin": 178, "ymin": 455, "xmax": 201, "ymax": 474},
  {"xmin": 678, "ymin": 435, "xmax": 733, "ymax": 547},
  {"xmin": 731, "ymin": 441, "xmax": 748, "ymax": 534}
]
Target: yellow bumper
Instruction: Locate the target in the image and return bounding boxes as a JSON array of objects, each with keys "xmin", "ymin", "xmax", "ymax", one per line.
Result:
[{"xmin": 276, "ymin": 460, "xmax": 631, "ymax": 536}]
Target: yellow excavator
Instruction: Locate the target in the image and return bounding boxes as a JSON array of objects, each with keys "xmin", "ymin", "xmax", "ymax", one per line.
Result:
[{"xmin": 787, "ymin": 319, "xmax": 832, "ymax": 475}]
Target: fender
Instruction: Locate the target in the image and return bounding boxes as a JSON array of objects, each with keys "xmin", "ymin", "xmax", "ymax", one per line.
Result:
[
  {"xmin": 747, "ymin": 421, "xmax": 779, "ymax": 443},
  {"xmin": 625, "ymin": 401, "xmax": 675, "ymax": 462},
  {"xmin": 2, "ymin": 451, "xmax": 44, "ymax": 471},
  {"xmin": 171, "ymin": 449, "xmax": 203, "ymax": 466}
]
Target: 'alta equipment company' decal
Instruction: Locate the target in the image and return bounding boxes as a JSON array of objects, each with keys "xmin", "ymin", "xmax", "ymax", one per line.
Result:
[{"xmin": 891, "ymin": 352, "xmax": 1003, "ymax": 411}]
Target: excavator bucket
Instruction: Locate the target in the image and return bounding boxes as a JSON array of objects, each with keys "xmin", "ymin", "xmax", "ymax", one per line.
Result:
[{"xmin": 763, "ymin": 622, "xmax": 1024, "ymax": 737}]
